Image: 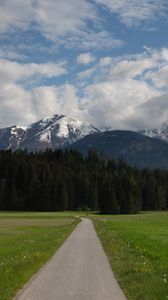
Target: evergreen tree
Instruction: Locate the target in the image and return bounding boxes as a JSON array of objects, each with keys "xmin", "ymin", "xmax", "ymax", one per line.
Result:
[{"xmin": 0, "ymin": 149, "xmax": 167, "ymax": 213}]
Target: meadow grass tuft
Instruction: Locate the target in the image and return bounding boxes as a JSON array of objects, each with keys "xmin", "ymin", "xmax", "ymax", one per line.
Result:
[
  {"xmin": 0, "ymin": 212, "xmax": 79, "ymax": 300},
  {"xmin": 93, "ymin": 212, "xmax": 168, "ymax": 300}
]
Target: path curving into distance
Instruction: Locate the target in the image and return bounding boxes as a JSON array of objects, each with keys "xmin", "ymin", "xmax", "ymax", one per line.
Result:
[{"xmin": 15, "ymin": 218, "xmax": 127, "ymax": 300}]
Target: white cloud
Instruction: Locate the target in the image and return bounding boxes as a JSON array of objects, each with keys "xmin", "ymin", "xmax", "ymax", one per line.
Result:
[
  {"xmin": 0, "ymin": 0, "xmax": 95, "ymax": 35},
  {"xmin": 95, "ymin": 0, "xmax": 167, "ymax": 27},
  {"xmin": 54, "ymin": 30, "xmax": 123, "ymax": 50},
  {"xmin": 0, "ymin": 0, "xmax": 34, "ymax": 33},
  {"xmin": 41, "ymin": 1, "xmax": 94, "ymax": 32},
  {"xmin": 95, "ymin": 47, "xmax": 168, "ymax": 84},
  {"xmin": 161, "ymin": 48, "xmax": 168, "ymax": 61},
  {"xmin": 32, "ymin": 84, "xmax": 81, "ymax": 121},
  {"xmin": 145, "ymin": 65, "xmax": 168, "ymax": 88},
  {"xmin": 72, "ymin": 31, "xmax": 123, "ymax": 50},
  {"xmin": 78, "ymin": 67, "xmax": 95, "ymax": 80},
  {"xmin": 0, "ymin": 82, "xmax": 82, "ymax": 128},
  {"xmin": 0, "ymin": 83, "xmax": 34, "ymax": 127},
  {"xmin": 1, "ymin": 2, "xmax": 168, "ymax": 132},
  {"xmin": 35, "ymin": 0, "xmax": 96, "ymax": 38},
  {"xmin": 0, "ymin": 0, "xmax": 123, "ymax": 51},
  {"xmin": 140, "ymin": 48, "xmax": 168, "ymax": 88},
  {"xmin": 0, "ymin": 47, "xmax": 27, "ymax": 61},
  {"xmin": 0, "ymin": 58, "xmax": 80, "ymax": 127},
  {"xmin": 77, "ymin": 47, "xmax": 168, "ymax": 129},
  {"xmin": 81, "ymin": 79, "xmax": 160, "ymax": 129},
  {"xmin": 127, "ymin": 94, "xmax": 168, "ymax": 129},
  {"xmin": 1, "ymin": 48, "xmax": 168, "ymax": 130},
  {"xmin": 77, "ymin": 53, "xmax": 95, "ymax": 65},
  {"xmin": 0, "ymin": 58, "xmax": 68, "ymax": 127},
  {"xmin": 0, "ymin": 59, "xmax": 67, "ymax": 84},
  {"xmin": 2, "ymin": 0, "xmax": 166, "ymax": 37},
  {"xmin": 99, "ymin": 57, "xmax": 113, "ymax": 67},
  {"xmin": 109, "ymin": 58, "xmax": 153, "ymax": 80}
]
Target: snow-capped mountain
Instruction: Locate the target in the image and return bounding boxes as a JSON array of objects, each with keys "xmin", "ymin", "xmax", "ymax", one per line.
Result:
[
  {"xmin": 21, "ymin": 114, "xmax": 100, "ymax": 151},
  {"xmin": 140, "ymin": 122, "xmax": 168, "ymax": 144},
  {"xmin": 1, "ymin": 114, "xmax": 168, "ymax": 169},
  {"xmin": 0, "ymin": 114, "xmax": 100, "ymax": 151},
  {"xmin": 1, "ymin": 116, "xmax": 168, "ymax": 168},
  {"xmin": 0, "ymin": 125, "xmax": 27, "ymax": 151}
]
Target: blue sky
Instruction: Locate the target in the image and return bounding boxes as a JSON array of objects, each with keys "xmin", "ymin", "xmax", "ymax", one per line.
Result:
[{"xmin": 0, "ymin": 0, "xmax": 168, "ymax": 129}]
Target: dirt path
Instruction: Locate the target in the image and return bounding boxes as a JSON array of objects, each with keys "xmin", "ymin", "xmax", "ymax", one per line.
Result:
[{"xmin": 15, "ymin": 218, "xmax": 127, "ymax": 300}]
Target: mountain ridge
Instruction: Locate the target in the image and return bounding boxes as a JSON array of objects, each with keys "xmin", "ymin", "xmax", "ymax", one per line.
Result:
[
  {"xmin": 0, "ymin": 114, "xmax": 100, "ymax": 151},
  {"xmin": 69, "ymin": 130, "xmax": 168, "ymax": 169},
  {"xmin": 1, "ymin": 114, "xmax": 168, "ymax": 168},
  {"xmin": 140, "ymin": 122, "xmax": 168, "ymax": 144}
]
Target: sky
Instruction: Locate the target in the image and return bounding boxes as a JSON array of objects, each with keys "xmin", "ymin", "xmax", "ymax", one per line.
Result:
[{"xmin": 0, "ymin": 0, "xmax": 168, "ymax": 130}]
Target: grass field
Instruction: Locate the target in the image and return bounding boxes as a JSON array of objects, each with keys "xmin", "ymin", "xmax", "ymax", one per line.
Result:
[
  {"xmin": 0, "ymin": 212, "xmax": 79, "ymax": 300},
  {"xmin": 92, "ymin": 212, "xmax": 168, "ymax": 300},
  {"xmin": 1, "ymin": 211, "xmax": 168, "ymax": 300}
]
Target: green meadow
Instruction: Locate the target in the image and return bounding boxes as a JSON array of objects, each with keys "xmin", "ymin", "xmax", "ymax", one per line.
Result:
[
  {"xmin": 93, "ymin": 212, "xmax": 168, "ymax": 300},
  {"xmin": 0, "ymin": 212, "xmax": 78, "ymax": 300},
  {"xmin": 0, "ymin": 211, "xmax": 168, "ymax": 300}
]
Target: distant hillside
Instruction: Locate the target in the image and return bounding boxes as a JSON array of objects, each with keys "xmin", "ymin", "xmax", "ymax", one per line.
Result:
[
  {"xmin": 1, "ymin": 113, "xmax": 168, "ymax": 169},
  {"xmin": 69, "ymin": 130, "xmax": 168, "ymax": 169}
]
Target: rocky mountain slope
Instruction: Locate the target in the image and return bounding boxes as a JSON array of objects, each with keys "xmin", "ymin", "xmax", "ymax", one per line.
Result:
[
  {"xmin": 0, "ymin": 126, "xmax": 27, "ymax": 151},
  {"xmin": 0, "ymin": 114, "xmax": 99, "ymax": 151},
  {"xmin": 140, "ymin": 122, "xmax": 168, "ymax": 143}
]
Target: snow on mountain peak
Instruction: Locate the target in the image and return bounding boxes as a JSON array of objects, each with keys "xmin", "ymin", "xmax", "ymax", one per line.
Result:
[
  {"xmin": 4, "ymin": 113, "xmax": 100, "ymax": 151},
  {"xmin": 10, "ymin": 125, "xmax": 27, "ymax": 136},
  {"xmin": 140, "ymin": 121, "xmax": 168, "ymax": 143},
  {"xmin": 2, "ymin": 113, "xmax": 168, "ymax": 152},
  {"xmin": 38, "ymin": 114, "xmax": 99, "ymax": 144}
]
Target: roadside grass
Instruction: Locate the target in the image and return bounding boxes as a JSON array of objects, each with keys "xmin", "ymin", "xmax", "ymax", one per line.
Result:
[
  {"xmin": 0, "ymin": 211, "xmax": 80, "ymax": 219},
  {"xmin": 0, "ymin": 212, "xmax": 79, "ymax": 300},
  {"xmin": 92, "ymin": 212, "xmax": 168, "ymax": 300}
]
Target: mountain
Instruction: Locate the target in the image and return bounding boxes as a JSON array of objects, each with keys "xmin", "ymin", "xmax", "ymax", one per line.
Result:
[
  {"xmin": 69, "ymin": 130, "xmax": 168, "ymax": 169},
  {"xmin": 0, "ymin": 125, "xmax": 27, "ymax": 151},
  {"xmin": 0, "ymin": 114, "xmax": 99, "ymax": 151},
  {"xmin": 1, "ymin": 114, "xmax": 168, "ymax": 168},
  {"xmin": 140, "ymin": 122, "xmax": 168, "ymax": 143}
]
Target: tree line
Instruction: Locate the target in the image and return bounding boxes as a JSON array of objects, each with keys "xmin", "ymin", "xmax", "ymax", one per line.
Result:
[{"xmin": 0, "ymin": 149, "xmax": 167, "ymax": 213}]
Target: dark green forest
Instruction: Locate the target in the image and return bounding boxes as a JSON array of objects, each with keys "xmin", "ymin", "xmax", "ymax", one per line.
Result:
[{"xmin": 0, "ymin": 149, "xmax": 168, "ymax": 213}]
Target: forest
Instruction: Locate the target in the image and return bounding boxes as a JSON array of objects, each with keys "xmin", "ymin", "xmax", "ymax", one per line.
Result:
[{"xmin": 0, "ymin": 149, "xmax": 167, "ymax": 213}]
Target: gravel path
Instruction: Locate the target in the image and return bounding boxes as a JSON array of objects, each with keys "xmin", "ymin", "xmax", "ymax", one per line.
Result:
[{"xmin": 15, "ymin": 218, "xmax": 127, "ymax": 300}]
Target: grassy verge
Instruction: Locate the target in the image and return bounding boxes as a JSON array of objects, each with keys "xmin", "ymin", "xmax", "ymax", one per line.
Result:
[
  {"xmin": 0, "ymin": 212, "xmax": 79, "ymax": 300},
  {"xmin": 92, "ymin": 212, "xmax": 168, "ymax": 300}
]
